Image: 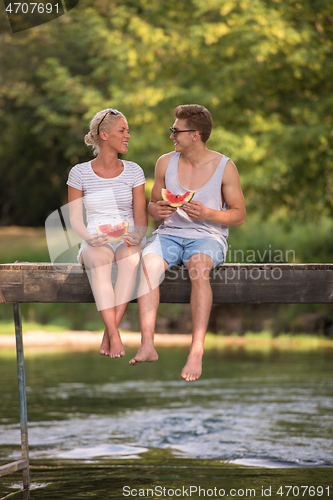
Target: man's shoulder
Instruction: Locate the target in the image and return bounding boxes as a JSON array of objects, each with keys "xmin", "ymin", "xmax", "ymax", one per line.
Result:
[
  {"xmin": 157, "ymin": 151, "xmax": 175, "ymax": 164},
  {"xmin": 155, "ymin": 152, "xmax": 175, "ymax": 171}
]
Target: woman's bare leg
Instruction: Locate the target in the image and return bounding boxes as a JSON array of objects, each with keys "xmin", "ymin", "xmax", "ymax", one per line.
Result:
[
  {"xmin": 81, "ymin": 245, "xmax": 125, "ymax": 358},
  {"xmin": 97, "ymin": 242, "xmax": 144, "ymax": 356}
]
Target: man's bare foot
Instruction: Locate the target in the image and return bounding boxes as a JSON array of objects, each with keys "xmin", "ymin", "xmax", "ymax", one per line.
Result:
[
  {"xmin": 181, "ymin": 350, "xmax": 203, "ymax": 382},
  {"xmin": 98, "ymin": 329, "xmax": 110, "ymax": 356},
  {"xmin": 129, "ymin": 344, "xmax": 158, "ymax": 365}
]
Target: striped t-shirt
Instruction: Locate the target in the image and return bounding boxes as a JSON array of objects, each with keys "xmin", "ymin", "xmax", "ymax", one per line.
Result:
[{"xmin": 67, "ymin": 160, "xmax": 145, "ymax": 233}]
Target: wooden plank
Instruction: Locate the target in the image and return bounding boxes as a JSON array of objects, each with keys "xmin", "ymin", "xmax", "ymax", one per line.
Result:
[
  {"xmin": 161, "ymin": 266, "xmax": 333, "ymax": 303},
  {"xmin": 0, "ymin": 459, "xmax": 29, "ymax": 477},
  {"xmin": 1, "ymin": 263, "xmax": 333, "ymax": 303}
]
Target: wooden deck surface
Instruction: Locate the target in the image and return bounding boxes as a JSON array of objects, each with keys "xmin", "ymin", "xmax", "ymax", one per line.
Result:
[{"xmin": 1, "ymin": 263, "xmax": 333, "ymax": 304}]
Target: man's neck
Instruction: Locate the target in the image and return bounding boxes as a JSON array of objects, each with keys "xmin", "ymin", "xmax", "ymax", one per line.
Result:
[{"xmin": 180, "ymin": 145, "xmax": 215, "ymax": 168}]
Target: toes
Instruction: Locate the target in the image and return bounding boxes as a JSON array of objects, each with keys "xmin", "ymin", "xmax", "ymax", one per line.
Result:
[
  {"xmin": 99, "ymin": 349, "xmax": 109, "ymax": 356},
  {"xmin": 181, "ymin": 372, "xmax": 200, "ymax": 382}
]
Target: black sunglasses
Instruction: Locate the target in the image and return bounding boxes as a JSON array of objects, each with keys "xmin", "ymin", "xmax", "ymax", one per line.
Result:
[
  {"xmin": 97, "ymin": 109, "xmax": 118, "ymax": 135},
  {"xmin": 170, "ymin": 127, "xmax": 197, "ymax": 137}
]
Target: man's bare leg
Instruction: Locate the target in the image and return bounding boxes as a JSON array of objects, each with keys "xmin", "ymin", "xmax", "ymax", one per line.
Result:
[
  {"xmin": 129, "ymin": 254, "xmax": 168, "ymax": 365},
  {"xmin": 181, "ymin": 254, "xmax": 214, "ymax": 381}
]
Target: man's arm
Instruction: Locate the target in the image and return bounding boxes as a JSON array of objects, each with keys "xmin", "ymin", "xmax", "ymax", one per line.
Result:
[
  {"xmin": 182, "ymin": 160, "xmax": 246, "ymax": 226},
  {"xmin": 148, "ymin": 153, "xmax": 176, "ymax": 221}
]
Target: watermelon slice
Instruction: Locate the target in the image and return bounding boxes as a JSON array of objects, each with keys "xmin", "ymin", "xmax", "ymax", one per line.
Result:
[
  {"xmin": 161, "ymin": 189, "xmax": 194, "ymax": 207},
  {"xmin": 96, "ymin": 221, "xmax": 129, "ymax": 242}
]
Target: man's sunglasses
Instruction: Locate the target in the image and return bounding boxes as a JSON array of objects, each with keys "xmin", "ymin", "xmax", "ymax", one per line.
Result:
[
  {"xmin": 170, "ymin": 127, "xmax": 197, "ymax": 137},
  {"xmin": 97, "ymin": 109, "xmax": 118, "ymax": 135}
]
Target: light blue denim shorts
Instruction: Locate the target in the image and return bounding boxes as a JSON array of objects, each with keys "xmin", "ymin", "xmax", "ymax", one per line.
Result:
[{"xmin": 142, "ymin": 234, "xmax": 225, "ymax": 269}]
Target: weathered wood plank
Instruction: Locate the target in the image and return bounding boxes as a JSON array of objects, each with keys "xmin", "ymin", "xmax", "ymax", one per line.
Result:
[
  {"xmin": 0, "ymin": 459, "xmax": 29, "ymax": 477},
  {"xmin": 1, "ymin": 263, "xmax": 333, "ymax": 303}
]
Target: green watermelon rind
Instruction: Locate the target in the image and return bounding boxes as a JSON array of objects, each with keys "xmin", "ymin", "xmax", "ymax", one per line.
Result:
[{"xmin": 161, "ymin": 188, "xmax": 194, "ymax": 207}]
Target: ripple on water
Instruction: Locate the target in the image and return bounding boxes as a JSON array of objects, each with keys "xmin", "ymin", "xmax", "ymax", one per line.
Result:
[{"xmin": 1, "ymin": 351, "xmax": 333, "ymax": 469}]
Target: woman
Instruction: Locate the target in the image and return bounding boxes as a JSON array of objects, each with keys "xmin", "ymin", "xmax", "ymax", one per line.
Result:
[{"xmin": 67, "ymin": 108, "xmax": 147, "ymax": 358}]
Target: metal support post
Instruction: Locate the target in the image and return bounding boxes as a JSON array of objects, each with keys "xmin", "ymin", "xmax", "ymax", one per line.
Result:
[{"xmin": 13, "ymin": 303, "xmax": 30, "ymax": 490}]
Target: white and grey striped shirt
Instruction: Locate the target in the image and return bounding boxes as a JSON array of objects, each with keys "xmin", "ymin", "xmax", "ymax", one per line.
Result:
[{"xmin": 67, "ymin": 160, "xmax": 145, "ymax": 233}]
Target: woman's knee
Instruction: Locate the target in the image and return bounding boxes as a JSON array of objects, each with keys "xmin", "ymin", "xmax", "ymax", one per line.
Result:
[{"xmin": 117, "ymin": 252, "xmax": 141, "ymax": 270}]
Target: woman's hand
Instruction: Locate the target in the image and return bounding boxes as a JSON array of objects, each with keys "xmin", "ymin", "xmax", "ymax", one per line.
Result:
[
  {"xmin": 125, "ymin": 230, "xmax": 145, "ymax": 247},
  {"xmin": 86, "ymin": 234, "xmax": 109, "ymax": 247}
]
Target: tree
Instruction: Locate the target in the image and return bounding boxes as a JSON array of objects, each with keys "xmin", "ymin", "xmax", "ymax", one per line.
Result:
[{"xmin": 0, "ymin": 0, "xmax": 332, "ymax": 225}]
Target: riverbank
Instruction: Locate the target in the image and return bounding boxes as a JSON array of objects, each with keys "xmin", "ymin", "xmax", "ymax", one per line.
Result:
[
  {"xmin": 1, "ymin": 329, "xmax": 333, "ymax": 352},
  {"xmin": 0, "ymin": 330, "xmax": 192, "ymax": 350}
]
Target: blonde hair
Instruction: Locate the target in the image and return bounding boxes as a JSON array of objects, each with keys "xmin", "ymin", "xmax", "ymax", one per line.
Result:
[{"xmin": 84, "ymin": 108, "xmax": 126, "ymax": 155}]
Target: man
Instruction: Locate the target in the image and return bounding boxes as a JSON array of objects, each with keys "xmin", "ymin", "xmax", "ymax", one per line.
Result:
[{"xmin": 129, "ymin": 104, "xmax": 246, "ymax": 381}]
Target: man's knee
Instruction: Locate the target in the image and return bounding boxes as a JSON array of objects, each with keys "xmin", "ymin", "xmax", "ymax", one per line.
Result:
[
  {"xmin": 142, "ymin": 253, "xmax": 167, "ymax": 277},
  {"xmin": 138, "ymin": 253, "xmax": 168, "ymax": 293},
  {"xmin": 186, "ymin": 255, "xmax": 214, "ymax": 282}
]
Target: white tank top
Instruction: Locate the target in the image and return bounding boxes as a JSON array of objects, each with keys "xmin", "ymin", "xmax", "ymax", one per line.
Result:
[{"xmin": 155, "ymin": 152, "xmax": 230, "ymax": 253}]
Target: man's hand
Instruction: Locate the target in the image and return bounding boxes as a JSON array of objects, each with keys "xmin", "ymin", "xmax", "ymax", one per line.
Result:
[
  {"xmin": 155, "ymin": 200, "xmax": 177, "ymax": 219},
  {"xmin": 182, "ymin": 200, "xmax": 209, "ymax": 221}
]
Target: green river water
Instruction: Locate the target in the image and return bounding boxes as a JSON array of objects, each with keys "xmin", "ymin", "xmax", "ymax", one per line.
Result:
[{"xmin": 0, "ymin": 344, "xmax": 332, "ymax": 499}]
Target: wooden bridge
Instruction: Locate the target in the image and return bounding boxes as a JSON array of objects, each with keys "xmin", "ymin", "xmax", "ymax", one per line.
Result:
[{"xmin": 1, "ymin": 262, "xmax": 333, "ymax": 493}]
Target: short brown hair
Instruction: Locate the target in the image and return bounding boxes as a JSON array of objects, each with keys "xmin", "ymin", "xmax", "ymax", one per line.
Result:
[{"xmin": 174, "ymin": 104, "xmax": 213, "ymax": 143}]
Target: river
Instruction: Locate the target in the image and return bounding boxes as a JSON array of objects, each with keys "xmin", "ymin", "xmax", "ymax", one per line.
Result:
[{"xmin": 0, "ymin": 342, "xmax": 332, "ymax": 498}]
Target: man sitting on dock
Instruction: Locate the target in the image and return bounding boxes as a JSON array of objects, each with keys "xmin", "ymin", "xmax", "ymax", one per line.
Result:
[{"xmin": 130, "ymin": 104, "xmax": 246, "ymax": 381}]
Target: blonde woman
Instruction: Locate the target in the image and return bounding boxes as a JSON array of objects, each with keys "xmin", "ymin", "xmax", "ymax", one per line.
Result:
[{"xmin": 67, "ymin": 109, "xmax": 147, "ymax": 358}]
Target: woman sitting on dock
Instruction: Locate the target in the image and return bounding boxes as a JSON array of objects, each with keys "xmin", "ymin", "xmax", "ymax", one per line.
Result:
[{"xmin": 67, "ymin": 108, "xmax": 147, "ymax": 358}]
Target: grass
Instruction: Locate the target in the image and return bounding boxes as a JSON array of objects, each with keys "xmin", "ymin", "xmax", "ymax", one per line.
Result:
[
  {"xmin": 1, "ymin": 319, "xmax": 332, "ymax": 348},
  {"xmin": 204, "ymin": 331, "xmax": 333, "ymax": 351},
  {"xmin": 0, "ymin": 226, "xmax": 50, "ymax": 264},
  {"xmin": 0, "ymin": 320, "xmax": 68, "ymax": 335}
]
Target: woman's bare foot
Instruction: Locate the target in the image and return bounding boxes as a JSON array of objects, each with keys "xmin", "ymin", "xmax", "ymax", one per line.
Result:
[
  {"xmin": 107, "ymin": 328, "xmax": 126, "ymax": 358},
  {"xmin": 181, "ymin": 349, "xmax": 203, "ymax": 382},
  {"xmin": 98, "ymin": 329, "xmax": 110, "ymax": 356},
  {"xmin": 129, "ymin": 343, "xmax": 158, "ymax": 365}
]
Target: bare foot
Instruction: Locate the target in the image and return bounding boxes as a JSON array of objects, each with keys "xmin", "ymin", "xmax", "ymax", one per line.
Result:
[
  {"xmin": 98, "ymin": 329, "xmax": 110, "ymax": 356},
  {"xmin": 107, "ymin": 328, "xmax": 126, "ymax": 358},
  {"xmin": 181, "ymin": 350, "xmax": 203, "ymax": 382},
  {"xmin": 129, "ymin": 343, "xmax": 158, "ymax": 366}
]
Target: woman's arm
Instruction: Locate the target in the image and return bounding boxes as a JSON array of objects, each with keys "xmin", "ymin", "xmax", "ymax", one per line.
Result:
[
  {"xmin": 68, "ymin": 186, "xmax": 108, "ymax": 246},
  {"xmin": 128, "ymin": 183, "xmax": 148, "ymax": 245}
]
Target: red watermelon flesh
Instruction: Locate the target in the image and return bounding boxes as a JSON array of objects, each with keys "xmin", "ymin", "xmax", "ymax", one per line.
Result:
[
  {"xmin": 96, "ymin": 222, "xmax": 129, "ymax": 241},
  {"xmin": 161, "ymin": 189, "xmax": 194, "ymax": 207}
]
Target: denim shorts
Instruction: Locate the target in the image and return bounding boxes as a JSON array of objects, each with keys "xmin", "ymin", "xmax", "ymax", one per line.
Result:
[{"xmin": 142, "ymin": 234, "xmax": 225, "ymax": 269}]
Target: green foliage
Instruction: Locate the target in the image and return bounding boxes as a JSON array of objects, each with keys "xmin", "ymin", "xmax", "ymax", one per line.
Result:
[
  {"xmin": 0, "ymin": 0, "xmax": 332, "ymax": 225},
  {"xmin": 227, "ymin": 212, "xmax": 333, "ymax": 263}
]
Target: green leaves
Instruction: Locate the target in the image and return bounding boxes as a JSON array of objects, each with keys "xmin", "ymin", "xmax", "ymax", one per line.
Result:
[{"xmin": 1, "ymin": 0, "xmax": 332, "ymax": 224}]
